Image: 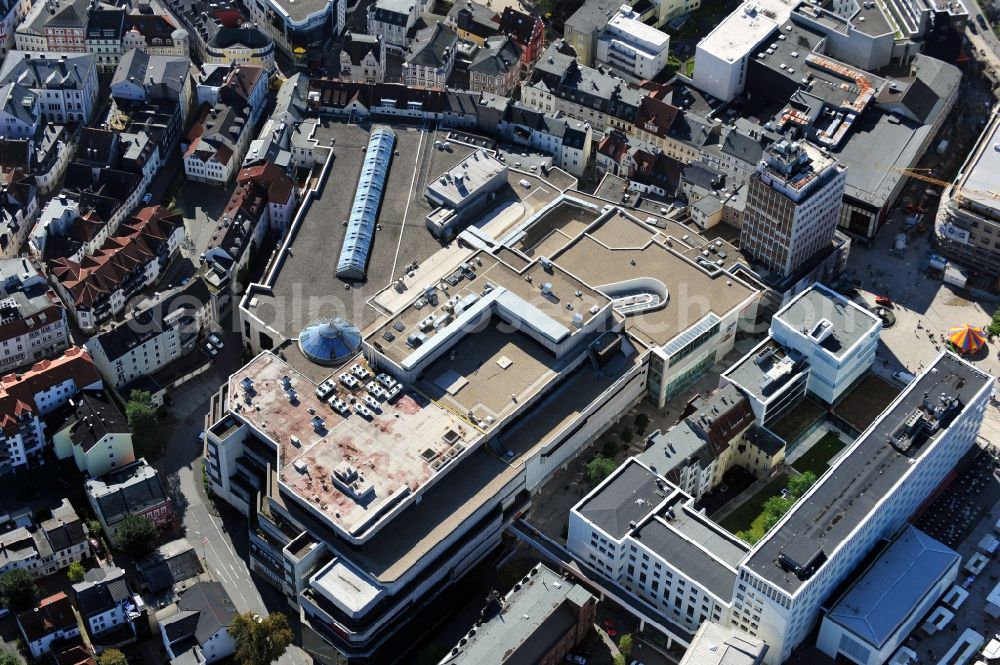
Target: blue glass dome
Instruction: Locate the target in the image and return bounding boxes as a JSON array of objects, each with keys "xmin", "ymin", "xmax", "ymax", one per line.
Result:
[{"xmin": 298, "ymin": 317, "xmax": 362, "ymax": 366}]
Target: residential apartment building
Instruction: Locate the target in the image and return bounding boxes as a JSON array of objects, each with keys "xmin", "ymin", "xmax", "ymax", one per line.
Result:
[
  {"xmin": 367, "ymin": 0, "xmax": 421, "ymax": 51},
  {"xmin": 159, "ymin": 582, "xmax": 236, "ymax": 664},
  {"xmin": 195, "ymin": 62, "xmax": 268, "ymax": 127},
  {"xmin": 110, "ymin": 49, "xmax": 194, "ymax": 127},
  {"xmin": 17, "ymin": 592, "xmax": 81, "ymax": 659},
  {"xmin": 85, "ymin": 458, "xmax": 173, "ymax": 544},
  {"xmin": 446, "ymin": 0, "xmax": 499, "ymax": 45},
  {"xmin": 402, "ymin": 23, "xmax": 457, "ymax": 88},
  {"xmin": 596, "ymin": 7, "xmax": 670, "ymax": 80},
  {"xmin": 183, "ymin": 104, "xmax": 248, "ymax": 185},
  {"xmin": 85, "ymin": 7, "xmax": 126, "ymax": 73},
  {"xmin": 50, "ymin": 388, "xmax": 135, "ymax": 477},
  {"xmin": 467, "ymin": 36, "xmax": 520, "ymax": 95},
  {"xmin": 497, "ymin": 6, "xmax": 543, "ymax": 67},
  {"xmin": 122, "ymin": 14, "xmax": 190, "ymax": 57},
  {"xmin": 72, "ymin": 566, "xmax": 142, "ymax": 647},
  {"xmin": 48, "ymin": 207, "xmax": 186, "ymax": 332},
  {"xmin": 86, "ymin": 279, "xmax": 208, "ymax": 389},
  {"xmin": 0, "ymin": 51, "xmax": 98, "ymax": 124},
  {"xmin": 15, "ymin": 0, "xmax": 89, "ymax": 53},
  {"xmin": 0, "ymin": 0, "xmax": 32, "ymax": 55},
  {"xmin": 0, "ymin": 498, "xmax": 89, "ymax": 577},
  {"xmin": 522, "ymin": 42, "xmax": 646, "ymax": 135},
  {"xmin": 739, "ymin": 140, "xmax": 847, "ymax": 280},
  {"xmin": 0, "ymin": 257, "xmax": 70, "ymax": 375},
  {"xmin": 339, "ymin": 31, "xmax": 385, "ymax": 83},
  {"xmin": 490, "ymin": 103, "xmax": 592, "ymax": 177},
  {"xmin": 0, "ymin": 346, "xmax": 101, "ymax": 473},
  {"xmin": 206, "ymin": 26, "xmax": 275, "ymax": 70}
]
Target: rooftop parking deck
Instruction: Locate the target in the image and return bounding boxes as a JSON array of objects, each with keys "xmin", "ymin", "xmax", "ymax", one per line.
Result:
[{"xmin": 227, "ymin": 352, "xmax": 482, "ymax": 540}]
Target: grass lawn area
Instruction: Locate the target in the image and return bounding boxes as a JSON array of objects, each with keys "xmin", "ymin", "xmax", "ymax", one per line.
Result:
[
  {"xmin": 792, "ymin": 432, "xmax": 846, "ymax": 476},
  {"xmin": 834, "ymin": 374, "xmax": 900, "ymax": 434},
  {"xmin": 769, "ymin": 398, "xmax": 825, "ymax": 443},
  {"xmin": 719, "ymin": 475, "xmax": 788, "ymax": 540}
]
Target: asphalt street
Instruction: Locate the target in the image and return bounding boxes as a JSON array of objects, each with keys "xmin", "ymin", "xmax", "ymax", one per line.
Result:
[{"xmin": 152, "ymin": 319, "xmax": 313, "ymax": 665}]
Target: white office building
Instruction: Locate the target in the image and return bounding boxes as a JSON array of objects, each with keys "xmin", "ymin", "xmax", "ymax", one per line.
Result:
[
  {"xmin": 596, "ymin": 6, "xmax": 670, "ymax": 80},
  {"xmin": 569, "ymin": 459, "xmax": 750, "ymax": 632},
  {"xmin": 693, "ymin": 0, "xmax": 796, "ymax": 102},
  {"xmin": 732, "ymin": 352, "xmax": 992, "ymax": 664}
]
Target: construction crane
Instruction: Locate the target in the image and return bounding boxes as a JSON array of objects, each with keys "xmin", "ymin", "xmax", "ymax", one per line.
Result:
[{"xmin": 875, "ymin": 162, "xmax": 1000, "ymax": 202}]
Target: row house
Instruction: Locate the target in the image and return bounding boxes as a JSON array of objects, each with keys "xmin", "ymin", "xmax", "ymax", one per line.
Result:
[
  {"xmin": 48, "ymin": 207, "xmax": 185, "ymax": 332},
  {"xmin": 243, "ymin": 73, "xmax": 314, "ymax": 169},
  {"xmin": 467, "ymin": 35, "xmax": 520, "ymax": 96},
  {"xmin": 0, "ymin": 257, "xmax": 69, "ymax": 375},
  {"xmin": 0, "ymin": 81, "xmax": 77, "ymax": 197},
  {"xmin": 485, "ymin": 101, "xmax": 592, "ymax": 177},
  {"xmin": 200, "ymin": 172, "xmax": 271, "ymax": 298},
  {"xmin": 0, "ymin": 177, "xmax": 41, "ymax": 254},
  {"xmin": 110, "ymin": 49, "xmax": 194, "ymax": 128},
  {"xmin": 122, "ymin": 13, "xmax": 190, "ymax": 58},
  {"xmin": 195, "ymin": 62, "xmax": 268, "ymax": 127},
  {"xmin": 0, "ymin": 346, "xmax": 100, "ymax": 473},
  {"xmin": 17, "ymin": 592, "xmax": 81, "ymax": 659},
  {"xmin": 85, "ymin": 277, "xmax": 209, "ymax": 388},
  {"xmin": 339, "ymin": 31, "xmax": 385, "ymax": 84},
  {"xmin": 0, "ymin": 497, "xmax": 89, "ymax": 576},
  {"xmin": 85, "ymin": 459, "xmax": 173, "ymax": 544},
  {"xmin": 33, "ymin": 164, "xmax": 146, "ymax": 260},
  {"xmin": 596, "ymin": 128, "xmax": 685, "ymax": 197},
  {"xmin": 521, "ymin": 42, "xmax": 646, "ymax": 135},
  {"xmin": 306, "ymin": 79, "xmax": 480, "ymax": 128},
  {"xmin": 183, "ymin": 103, "xmax": 248, "ymax": 186},
  {"xmin": 0, "ymin": 0, "xmax": 31, "ymax": 55},
  {"xmin": 72, "ymin": 566, "xmax": 143, "ymax": 649},
  {"xmin": 367, "ymin": 0, "xmax": 422, "ymax": 51},
  {"xmin": 15, "ymin": 0, "xmax": 88, "ymax": 53},
  {"xmin": 497, "ymin": 6, "xmax": 543, "ymax": 68},
  {"xmin": 85, "ymin": 7, "xmax": 125, "ymax": 73},
  {"xmin": 402, "ymin": 23, "xmax": 457, "ymax": 89},
  {"xmin": 159, "ymin": 582, "xmax": 236, "ymax": 664},
  {"xmin": 0, "ymin": 51, "xmax": 98, "ymax": 124},
  {"xmin": 446, "ymin": 0, "xmax": 499, "ymax": 45}
]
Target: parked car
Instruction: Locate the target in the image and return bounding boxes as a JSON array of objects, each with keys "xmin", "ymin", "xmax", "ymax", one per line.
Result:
[
  {"xmin": 565, "ymin": 656, "xmax": 587, "ymax": 665},
  {"xmin": 208, "ymin": 334, "xmax": 224, "ymax": 348},
  {"xmin": 142, "ymin": 192, "xmax": 153, "ymax": 204},
  {"xmin": 164, "ymin": 394, "xmax": 175, "ymax": 406},
  {"xmin": 204, "ymin": 343, "xmax": 217, "ymax": 356},
  {"xmin": 875, "ymin": 295, "xmax": 892, "ymax": 307},
  {"xmin": 892, "ymin": 371, "xmax": 916, "ymax": 384}
]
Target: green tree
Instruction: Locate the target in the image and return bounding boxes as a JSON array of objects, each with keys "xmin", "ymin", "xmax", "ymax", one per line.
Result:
[
  {"xmin": 602, "ymin": 440, "xmax": 620, "ymax": 458},
  {"xmin": 0, "ymin": 569, "xmax": 38, "ymax": 611},
  {"xmin": 87, "ymin": 519, "xmax": 103, "ymax": 536},
  {"xmin": 760, "ymin": 495, "xmax": 794, "ymax": 534},
  {"xmin": 787, "ymin": 471, "xmax": 818, "ymax": 499},
  {"xmin": 618, "ymin": 633, "xmax": 634, "ymax": 659},
  {"xmin": 0, "ymin": 650, "xmax": 22, "ymax": 665},
  {"xmin": 230, "ymin": 612, "xmax": 294, "ymax": 665},
  {"xmin": 634, "ymin": 413, "xmax": 650, "ymax": 436},
  {"xmin": 67, "ymin": 561, "xmax": 86, "ymax": 583},
  {"xmin": 116, "ymin": 514, "xmax": 158, "ymax": 557},
  {"xmin": 621, "ymin": 428, "xmax": 634, "ymax": 445},
  {"xmin": 613, "ymin": 656, "xmax": 627, "ymax": 665},
  {"xmin": 989, "ymin": 307, "xmax": 1000, "ymax": 336},
  {"xmin": 126, "ymin": 390, "xmax": 157, "ymax": 441},
  {"xmin": 97, "ymin": 649, "xmax": 127, "ymax": 665},
  {"xmin": 586, "ymin": 455, "xmax": 617, "ymax": 484}
]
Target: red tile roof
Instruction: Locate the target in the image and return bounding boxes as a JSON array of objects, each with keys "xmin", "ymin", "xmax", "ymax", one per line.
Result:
[
  {"xmin": 0, "ymin": 346, "xmax": 100, "ymax": 433},
  {"xmin": 49, "ymin": 207, "xmax": 182, "ymax": 308},
  {"xmin": 238, "ymin": 162, "xmax": 294, "ymax": 205},
  {"xmin": 17, "ymin": 592, "xmax": 78, "ymax": 641}
]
